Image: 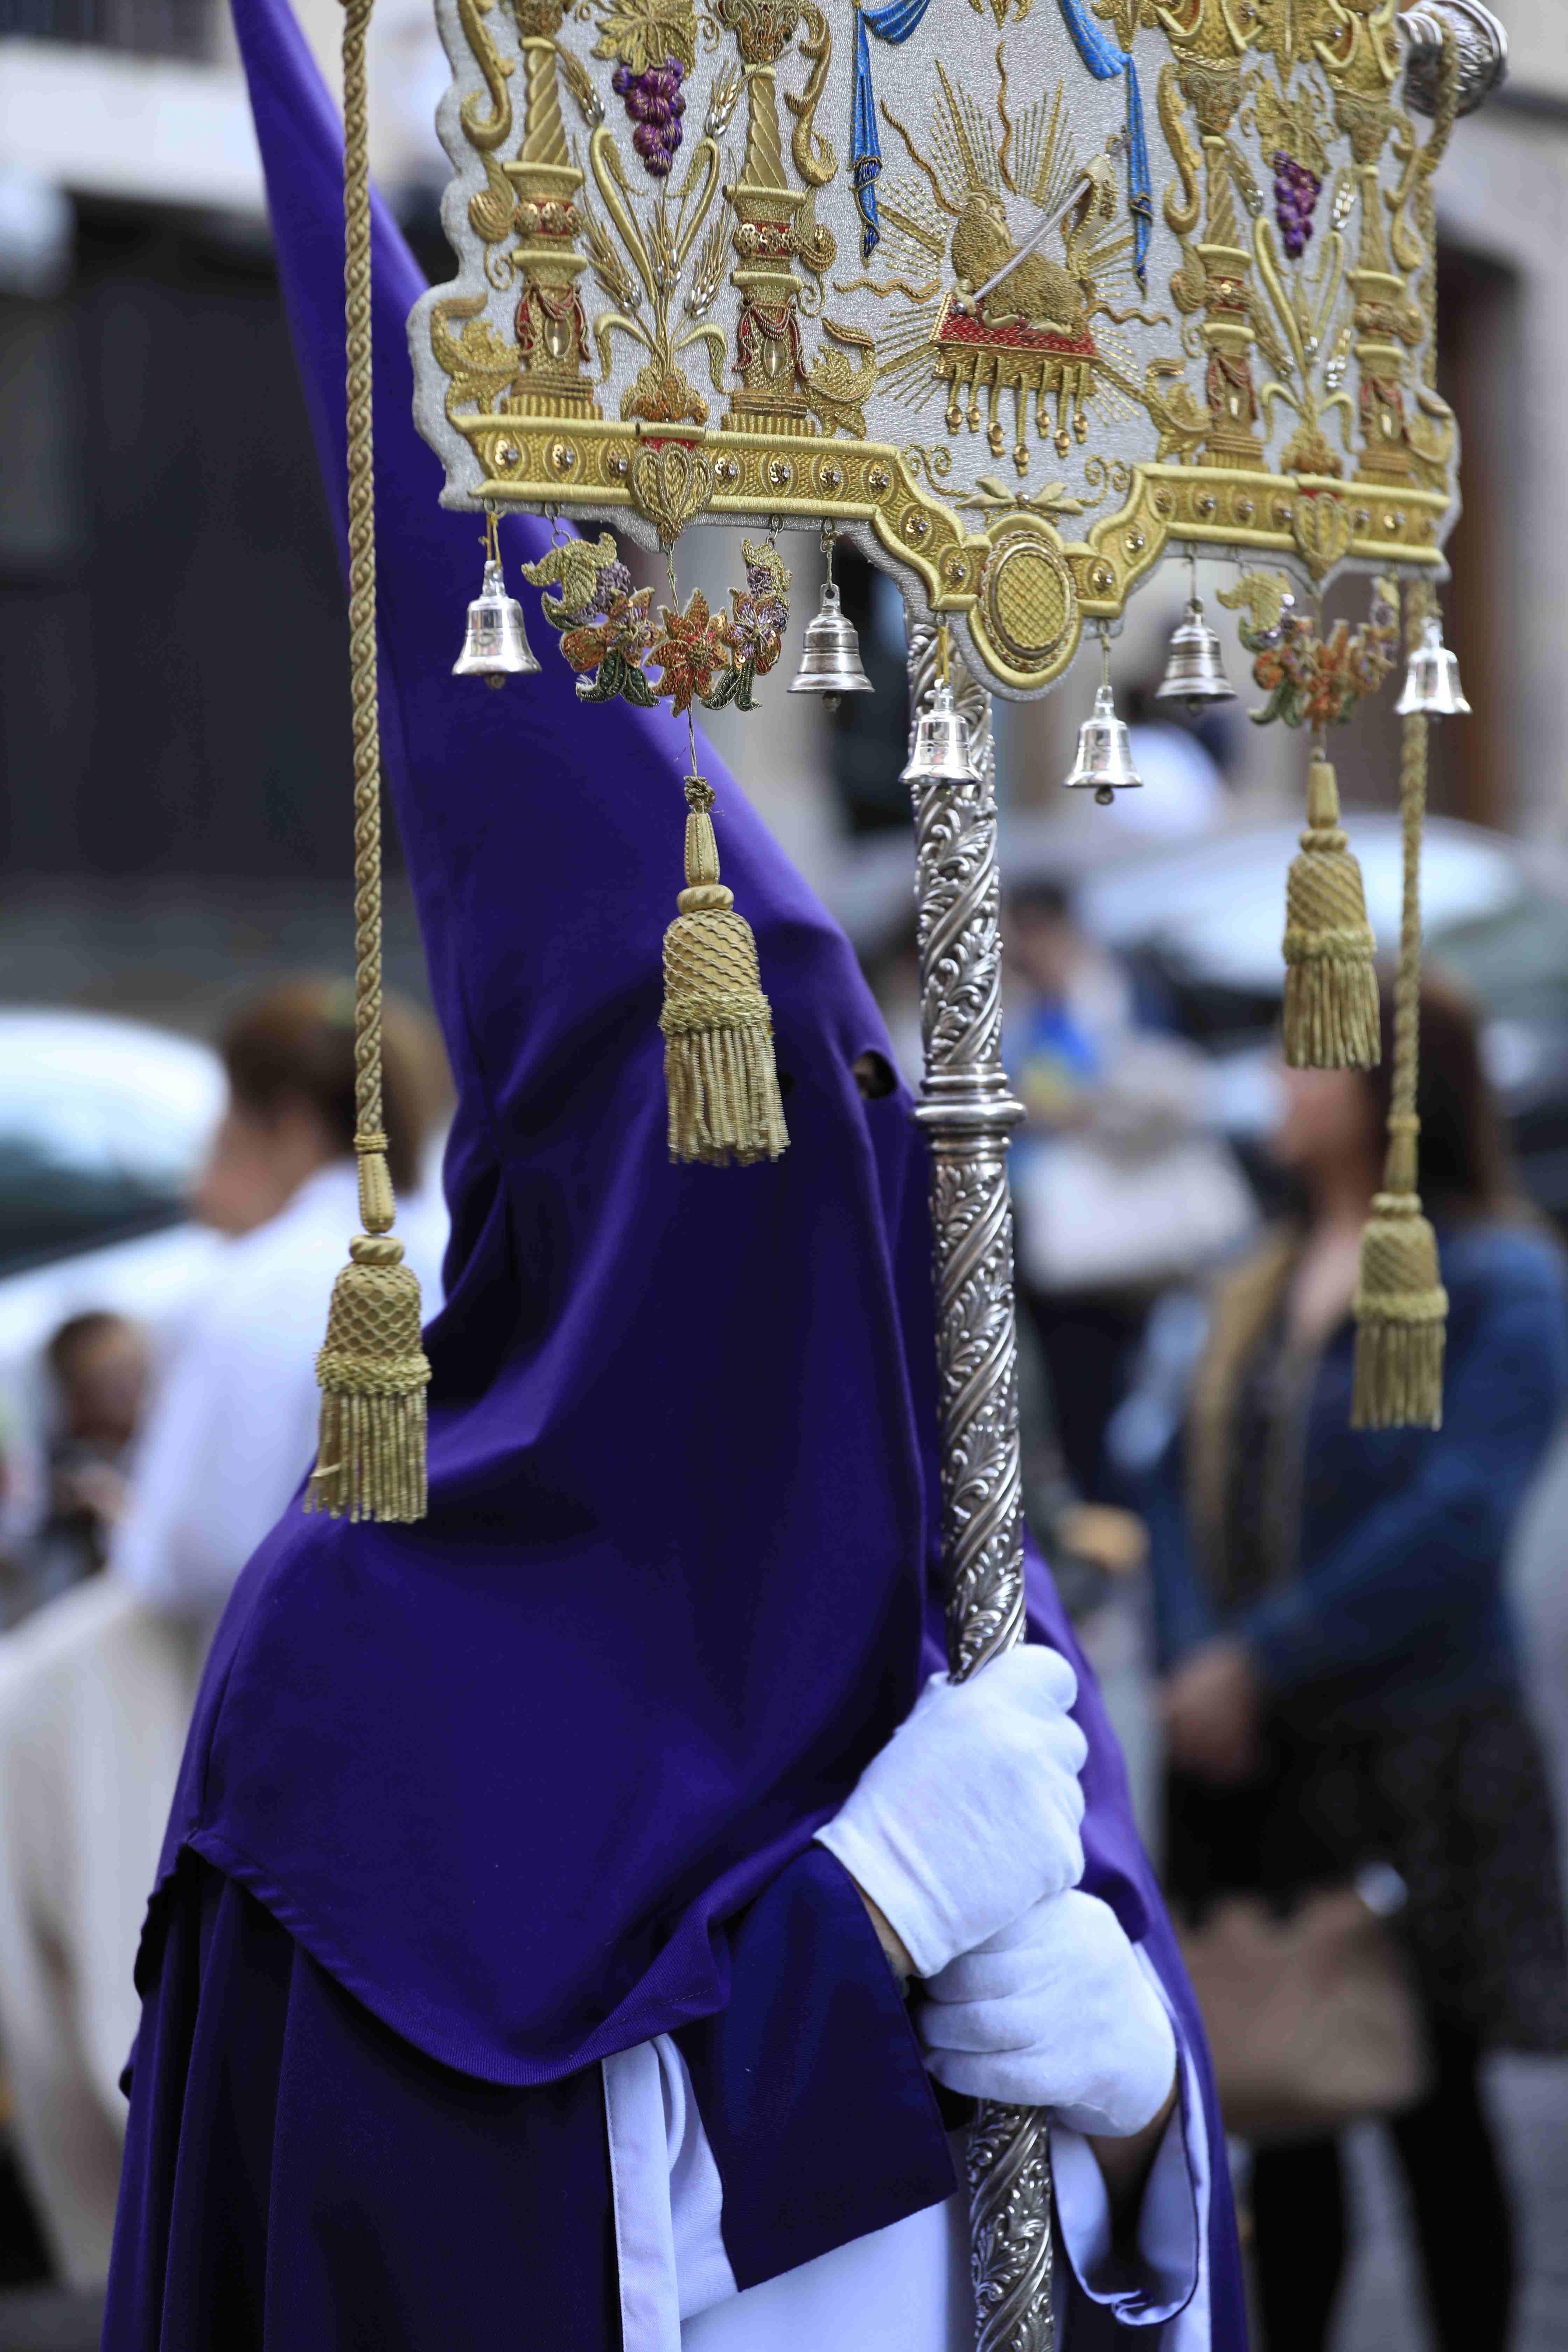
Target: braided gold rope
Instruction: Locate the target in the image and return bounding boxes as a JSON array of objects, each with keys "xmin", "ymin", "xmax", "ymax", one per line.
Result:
[
  {"xmin": 1381, "ymin": 27, "xmax": 1450, "ymax": 1215},
  {"xmin": 342, "ymin": 0, "xmax": 386, "ymax": 1199},
  {"xmin": 1351, "ymin": 487, "xmax": 1448, "ymax": 1405},
  {"xmin": 1385, "ymin": 19, "xmax": 1453, "ymax": 1174},
  {"xmin": 304, "ymin": 0, "xmax": 430, "ymax": 1518},
  {"xmin": 1388, "ymin": 589, "xmax": 1428, "ymax": 1192},
  {"xmin": 1351, "ymin": 582, "xmax": 1447, "ymax": 1427},
  {"xmin": 1350, "ymin": 44, "xmax": 1457, "ymax": 1432}
]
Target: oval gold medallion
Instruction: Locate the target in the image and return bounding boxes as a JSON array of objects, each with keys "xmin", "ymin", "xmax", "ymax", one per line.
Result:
[{"xmin": 986, "ymin": 536, "xmax": 1076, "ymax": 671}]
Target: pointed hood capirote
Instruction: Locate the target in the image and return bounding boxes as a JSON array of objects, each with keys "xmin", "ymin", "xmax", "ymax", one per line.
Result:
[
  {"xmin": 146, "ymin": 16, "xmax": 1227, "ymax": 2253},
  {"xmin": 160, "ymin": 0, "xmax": 937, "ymax": 2086}
]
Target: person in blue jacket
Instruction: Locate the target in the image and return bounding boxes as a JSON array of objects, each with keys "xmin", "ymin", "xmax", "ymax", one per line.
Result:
[{"xmin": 1148, "ymin": 971, "xmax": 1568, "ymax": 2352}]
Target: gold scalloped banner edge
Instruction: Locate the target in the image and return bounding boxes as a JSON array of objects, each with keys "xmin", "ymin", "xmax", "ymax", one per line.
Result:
[{"xmin": 450, "ymin": 414, "xmax": 1447, "ymax": 691}]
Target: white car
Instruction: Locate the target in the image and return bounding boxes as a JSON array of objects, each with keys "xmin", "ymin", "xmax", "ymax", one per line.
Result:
[{"xmin": 0, "ymin": 1010, "xmax": 226, "ymax": 1539}]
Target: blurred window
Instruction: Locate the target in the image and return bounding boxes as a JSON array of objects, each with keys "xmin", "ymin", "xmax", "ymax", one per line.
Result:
[{"xmin": 0, "ymin": 0, "xmax": 217, "ymax": 60}]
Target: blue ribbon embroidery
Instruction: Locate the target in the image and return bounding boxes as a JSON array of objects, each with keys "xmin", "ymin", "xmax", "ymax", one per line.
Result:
[
  {"xmin": 851, "ymin": 0, "xmax": 1152, "ymax": 285},
  {"xmin": 852, "ymin": 0, "xmax": 935, "ymax": 260},
  {"xmin": 1055, "ymin": 0, "xmax": 1152, "ymax": 286}
]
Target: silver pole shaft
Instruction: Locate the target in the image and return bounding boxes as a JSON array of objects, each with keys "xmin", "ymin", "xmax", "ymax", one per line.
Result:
[{"xmin": 905, "ymin": 617, "xmax": 1055, "ymax": 2352}]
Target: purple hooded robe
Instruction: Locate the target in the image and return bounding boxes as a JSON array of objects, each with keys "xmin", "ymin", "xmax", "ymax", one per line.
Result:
[{"xmin": 100, "ymin": 3, "xmax": 1247, "ymax": 2344}]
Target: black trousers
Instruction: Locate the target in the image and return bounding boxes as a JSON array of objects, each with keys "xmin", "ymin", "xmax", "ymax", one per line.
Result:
[{"xmin": 1250, "ymin": 2028, "xmax": 1512, "ymax": 2352}]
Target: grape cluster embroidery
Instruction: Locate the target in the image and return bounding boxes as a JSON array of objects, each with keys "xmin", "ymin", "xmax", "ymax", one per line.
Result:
[
  {"xmin": 1272, "ymin": 150, "xmax": 1322, "ymax": 261},
  {"xmin": 610, "ymin": 54, "xmax": 687, "ymax": 176}
]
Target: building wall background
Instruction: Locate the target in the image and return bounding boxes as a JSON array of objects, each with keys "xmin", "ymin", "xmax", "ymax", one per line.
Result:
[{"xmin": 0, "ymin": 0, "xmax": 1562, "ymax": 915}]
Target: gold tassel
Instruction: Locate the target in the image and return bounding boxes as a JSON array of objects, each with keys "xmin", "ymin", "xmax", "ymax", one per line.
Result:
[
  {"xmin": 307, "ymin": 1139, "xmax": 432, "ymax": 1521},
  {"xmin": 1352, "ymin": 1180, "xmax": 1447, "ymax": 1430},
  {"xmin": 660, "ymin": 777, "xmax": 789, "ymax": 1168},
  {"xmin": 1353, "ymin": 595, "xmax": 1447, "ymax": 1430},
  {"xmin": 1282, "ymin": 752, "xmax": 1380, "ymax": 1070},
  {"xmin": 305, "ymin": 0, "xmax": 431, "ymax": 1519}
]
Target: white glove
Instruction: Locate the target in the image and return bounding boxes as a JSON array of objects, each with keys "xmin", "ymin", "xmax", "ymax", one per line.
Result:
[
  {"xmin": 814, "ymin": 1645, "xmax": 1087, "ymax": 1982},
  {"xmin": 917, "ymin": 1888, "xmax": 1177, "ymax": 2138}
]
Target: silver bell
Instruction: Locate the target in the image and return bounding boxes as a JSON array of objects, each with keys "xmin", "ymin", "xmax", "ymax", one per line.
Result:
[
  {"xmin": 453, "ymin": 555, "xmax": 540, "ymax": 689},
  {"xmin": 789, "ymin": 579, "xmax": 873, "ymax": 712},
  {"xmin": 900, "ymin": 680, "xmax": 979, "ymax": 788},
  {"xmin": 1155, "ymin": 597, "xmax": 1235, "ymax": 712},
  {"xmin": 1395, "ymin": 613, "xmax": 1471, "ymax": 718},
  {"xmin": 1064, "ymin": 633, "xmax": 1142, "ymax": 805}
]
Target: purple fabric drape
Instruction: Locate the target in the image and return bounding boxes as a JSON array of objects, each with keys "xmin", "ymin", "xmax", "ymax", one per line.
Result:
[{"xmin": 114, "ymin": 0, "xmax": 1246, "ymax": 2337}]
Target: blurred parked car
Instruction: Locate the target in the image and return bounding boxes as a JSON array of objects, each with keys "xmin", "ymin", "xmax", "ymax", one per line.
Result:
[
  {"xmin": 831, "ymin": 813, "xmax": 1568, "ymax": 1225},
  {"xmin": 1062, "ymin": 813, "xmax": 1568, "ymax": 1220},
  {"xmin": 0, "ymin": 1011, "xmax": 224, "ymax": 1280},
  {"xmin": 0, "ymin": 1012, "xmax": 225, "ymax": 1540}
]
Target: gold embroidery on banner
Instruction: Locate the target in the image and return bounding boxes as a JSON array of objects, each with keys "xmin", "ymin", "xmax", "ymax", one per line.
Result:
[
  {"xmin": 583, "ymin": 107, "xmax": 728, "ymax": 425},
  {"xmin": 902, "ymin": 440, "xmax": 955, "ymax": 493},
  {"xmin": 457, "ymin": 0, "xmax": 603, "ymax": 415},
  {"xmin": 430, "ymin": 293, "xmax": 525, "ymax": 422},
  {"xmin": 592, "ymin": 0, "xmax": 699, "ymax": 76},
  {"xmin": 1143, "ymin": 0, "xmax": 1458, "ymax": 505},
  {"xmin": 863, "ymin": 48, "xmax": 1179, "ymax": 478},
  {"xmin": 417, "ymin": 0, "xmax": 1462, "ymax": 694},
  {"xmin": 1092, "ymin": 0, "xmax": 1152, "ymax": 55},
  {"xmin": 785, "ymin": 2, "xmax": 835, "ymax": 187},
  {"xmin": 1158, "ymin": 61, "xmax": 1203, "ymax": 237},
  {"xmin": 804, "ymin": 321, "xmax": 879, "ymax": 437},
  {"xmin": 629, "ymin": 425, "xmax": 718, "ymax": 538},
  {"xmin": 456, "ymin": 0, "xmax": 514, "ymax": 155},
  {"xmin": 986, "ymin": 532, "xmax": 1077, "ymax": 665},
  {"xmin": 833, "ymin": 272, "xmax": 943, "ymax": 302}
]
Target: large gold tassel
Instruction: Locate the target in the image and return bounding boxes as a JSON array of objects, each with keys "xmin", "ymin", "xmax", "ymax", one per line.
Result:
[
  {"xmin": 306, "ymin": 0, "xmax": 430, "ymax": 1520},
  {"xmin": 660, "ymin": 777, "xmax": 788, "ymax": 1168},
  {"xmin": 1353, "ymin": 588, "xmax": 1447, "ymax": 1430},
  {"xmin": 1282, "ymin": 750, "xmax": 1380, "ymax": 1070}
]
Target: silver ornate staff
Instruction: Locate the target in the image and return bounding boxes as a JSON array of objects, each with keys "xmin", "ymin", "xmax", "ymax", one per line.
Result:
[{"xmin": 904, "ymin": 615, "xmax": 1054, "ymax": 2352}]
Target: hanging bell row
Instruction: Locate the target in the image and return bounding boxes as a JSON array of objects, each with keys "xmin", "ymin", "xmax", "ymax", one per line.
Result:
[
  {"xmin": 1395, "ymin": 612, "xmax": 1470, "ymax": 719},
  {"xmin": 788, "ymin": 525, "xmax": 873, "ymax": 711},
  {"xmin": 1155, "ymin": 564, "xmax": 1235, "ymax": 713},
  {"xmin": 1064, "ymin": 629, "xmax": 1142, "ymax": 805},
  {"xmin": 453, "ymin": 510, "xmax": 540, "ymax": 688}
]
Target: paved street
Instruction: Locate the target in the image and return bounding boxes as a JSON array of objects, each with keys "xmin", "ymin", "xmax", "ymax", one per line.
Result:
[
  {"xmin": 0, "ymin": 2292, "xmax": 101, "ymax": 2351},
  {"xmin": 1333, "ymin": 2059, "xmax": 1568, "ymax": 2352}
]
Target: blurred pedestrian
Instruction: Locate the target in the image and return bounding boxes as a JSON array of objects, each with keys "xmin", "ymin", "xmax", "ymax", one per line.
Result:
[
  {"xmin": 1146, "ymin": 973, "xmax": 1568, "ymax": 2352},
  {"xmin": 0, "ymin": 975, "xmax": 449, "ymax": 2287},
  {"xmin": 15, "ymin": 1313, "xmax": 151, "ymax": 1623},
  {"xmin": 112, "ymin": 975, "xmax": 449, "ymax": 1619},
  {"xmin": 1005, "ymin": 877, "xmax": 1255, "ymax": 1493}
]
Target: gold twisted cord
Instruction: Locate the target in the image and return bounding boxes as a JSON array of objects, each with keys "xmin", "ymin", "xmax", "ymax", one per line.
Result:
[
  {"xmin": 666, "ymin": 547, "xmax": 699, "ymax": 777},
  {"xmin": 1382, "ymin": 30, "xmax": 1446, "ymax": 1186},
  {"xmin": 342, "ymin": 0, "xmax": 385, "ymax": 1164},
  {"xmin": 1388, "ymin": 581, "xmax": 1430, "ymax": 1186}
]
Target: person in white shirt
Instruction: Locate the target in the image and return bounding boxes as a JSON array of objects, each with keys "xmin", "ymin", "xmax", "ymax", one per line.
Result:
[
  {"xmin": 0, "ymin": 975, "xmax": 449, "ymax": 2287},
  {"xmin": 114, "ymin": 975, "xmax": 448, "ymax": 1617}
]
